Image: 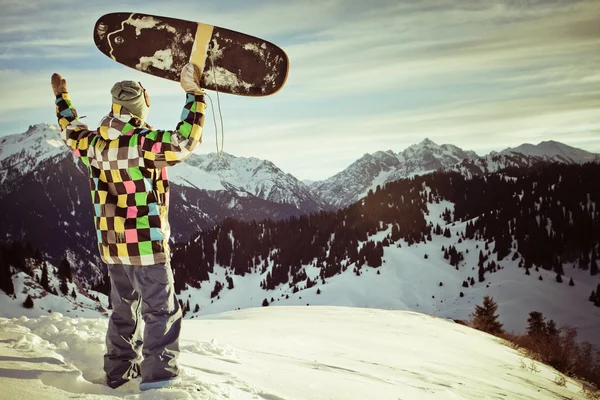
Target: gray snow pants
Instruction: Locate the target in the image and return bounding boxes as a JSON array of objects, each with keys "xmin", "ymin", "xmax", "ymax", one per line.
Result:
[{"xmin": 104, "ymin": 262, "xmax": 182, "ymax": 385}]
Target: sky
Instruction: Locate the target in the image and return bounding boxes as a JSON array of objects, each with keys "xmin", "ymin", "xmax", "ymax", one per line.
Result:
[{"xmin": 0, "ymin": 0, "xmax": 599, "ymax": 181}]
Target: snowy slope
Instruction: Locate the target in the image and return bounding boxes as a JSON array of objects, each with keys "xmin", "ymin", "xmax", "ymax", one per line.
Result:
[
  {"xmin": 169, "ymin": 197, "xmax": 600, "ymax": 347},
  {"xmin": 0, "ymin": 306, "xmax": 593, "ymax": 399},
  {"xmin": 0, "ymin": 262, "xmax": 108, "ymax": 320}
]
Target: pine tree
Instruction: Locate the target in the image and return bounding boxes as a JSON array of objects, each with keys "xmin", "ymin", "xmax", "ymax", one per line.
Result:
[
  {"xmin": 553, "ymin": 256, "xmax": 564, "ymax": 276},
  {"xmin": 10, "ymin": 241, "xmax": 27, "ymax": 272},
  {"xmin": 59, "ymin": 275, "xmax": 68, "ymax": 295},
  {"xmin": 568, "ymin": 277, "xmax": 574, "ymax": 286},
  {"xmin": 25, "ymin": 242, "xmax": 34, "ymax": 258},
  {"xmin": 40, "ymin": 262, "xmax": 50, "ymax": 291},
  {"xmin": 478, "ymin": 264, "xmax": 485, "ymax": 282},
  {"xmin": 546, "ymin": 319, "xmax": 559, "ymax": 337},
  {"xmin": 179, "ymin": 299, "xmax": 187, "ymax": 317},
  {"xmin": 478, "ymin": 250, "xmax": 485, "ymax": 268},
  {"xmin": 262, "ymin": 298, "xmax": 269, "ymax": 307},
  {"xmin": 58, "ymin": 256, "xmax": 73, "ymax": 282},
  {"xmin": 555, "ymin": 273, "xmax": 563, "ymax": 283},
  {"xmin": 526, "ymin": 311, "xmax": 547, "ymax": 338},
  {"xmin": 34, "ymin": 248, "xmax": 43, "ymax": 264},
  {"xmin": 71, "ymin": 288, "xmax": 77, "ymax": 299},
  {"xmin": 471, "ymin": 296, "xmax": 504, "ymax": 335},
  {"xmin": 579, "ymin": 250, "xmax": 590, "ymax": 270},
  {"xmin": 23, "ymin": 295, "xmax": 34, "ymax": 309},
  {"xmin": 0, "ymin": 252, "xmax": 14, "ymax": 296},
  {"xmin": 591, "ymin": 250, "xmax": 599, "ymax": 276}
]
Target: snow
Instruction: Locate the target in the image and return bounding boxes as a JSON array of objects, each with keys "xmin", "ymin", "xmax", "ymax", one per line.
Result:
[
  {"xmin": 169, "ymin": 162, "xmax": 225, "ymax": 191},
  {"xmin": 0, "ymin": 271, "xmax": 106, "ymax": 320},
  {"xmin": 0, "ymin": 124, "xmax": 66, "ymax": 176},
  {"xmin": 0, "ymin": 306, "xmax": 592, "ymax": 399},
  {"xmin": 183, "ymin": 153, "xmax": 314, "ymax": 207}
]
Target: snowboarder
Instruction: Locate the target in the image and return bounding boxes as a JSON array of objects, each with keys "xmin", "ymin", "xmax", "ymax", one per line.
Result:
[{"xmin": 51, "ymin": 63, "xmax": 207, "ymax": 391}]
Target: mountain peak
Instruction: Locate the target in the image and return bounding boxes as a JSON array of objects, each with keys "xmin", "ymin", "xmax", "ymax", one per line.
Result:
[
  {"xmin": 0, "ymin": 123, "xmax": 66, "ymax": 166},
  {"xmin": 501, "ymin": 140, "xmax": 597, "ymax": 164},
  {"xmin": 419, "ymin": 138, "xmax": 438, "ymax": 147}
]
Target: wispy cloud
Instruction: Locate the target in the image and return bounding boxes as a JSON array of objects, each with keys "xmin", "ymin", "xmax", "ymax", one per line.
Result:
[{"xmin": 0, "ymin": 0, "xmax": 599, "ymax": 180}]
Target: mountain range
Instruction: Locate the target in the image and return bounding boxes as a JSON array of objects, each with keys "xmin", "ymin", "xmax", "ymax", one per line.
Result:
[{"xmin": 0, "ymin": 123, "xmax": 598, "ymax": 272}]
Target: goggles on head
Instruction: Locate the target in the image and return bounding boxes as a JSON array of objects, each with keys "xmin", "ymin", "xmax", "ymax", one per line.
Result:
[{"xmin": 138, "ymin": 82, "xmax": 150, "ymax": 107}]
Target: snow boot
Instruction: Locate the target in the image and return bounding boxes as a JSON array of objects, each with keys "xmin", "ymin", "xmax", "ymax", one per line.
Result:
[{"xmin": 139, "ymin": 376, "xmax": 181, "ymax": 391}]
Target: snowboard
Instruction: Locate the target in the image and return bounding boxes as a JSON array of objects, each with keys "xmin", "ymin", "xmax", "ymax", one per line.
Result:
[{"xmin": 93, "ymin": 12, "xmax": 289, "ymax": 96}]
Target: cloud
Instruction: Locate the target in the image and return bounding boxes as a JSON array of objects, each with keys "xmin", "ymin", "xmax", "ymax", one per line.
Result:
[{"xmin": 0, "ymin": 0, "xmax": 599, "ymax": 180}]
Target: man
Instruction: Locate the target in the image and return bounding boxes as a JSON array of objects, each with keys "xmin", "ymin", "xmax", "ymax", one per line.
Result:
[{"xmin": 51, "ymin": 63, "xmax": 206, "ymax": 391}]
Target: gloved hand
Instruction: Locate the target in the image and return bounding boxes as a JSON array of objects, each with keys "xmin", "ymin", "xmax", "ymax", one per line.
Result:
[
  {"xmin": 180, "ymin": 63, "xmax": 205, "ymax": 94},
  {"xmin": 51, "ymin": 73, "xmax": 68, "ymax": 95}
]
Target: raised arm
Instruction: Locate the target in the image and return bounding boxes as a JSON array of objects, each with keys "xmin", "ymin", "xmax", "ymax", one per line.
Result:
[
  {"xmin": 51, "ymin": 73, "xmax": 96, "ymax": 165},
  {"xmin": 136, "ymin": 63, "xmax": 207, "ymax": 169}
]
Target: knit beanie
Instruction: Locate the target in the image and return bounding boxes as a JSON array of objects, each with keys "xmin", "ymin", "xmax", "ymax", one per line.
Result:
[{"xmin": 110, "ymin": 81, "xmax": 149, "ymax": 121}]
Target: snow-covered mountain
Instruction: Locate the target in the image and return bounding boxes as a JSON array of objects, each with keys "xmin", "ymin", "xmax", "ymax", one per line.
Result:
[
  {"xmin": 0, "ymin": 306, "xmax": 594, "ymax": 399},
  {"xmin": 308, "ymin": 138, "xmax": 480, "ymax": 208},
  {"xmin": 309, "ymin": 138, "xmax": 600, "ymax": 208},
  {"xmin": 501, "ymin": 140, "xmax": 600, "ymax": 164},
  {"xmin": 0, "ymin": 124, "xmax": 66, "ymax": 193},
  {"xmin": 183, "ymin": 152, "xmax": 328, "ymax": 211}
]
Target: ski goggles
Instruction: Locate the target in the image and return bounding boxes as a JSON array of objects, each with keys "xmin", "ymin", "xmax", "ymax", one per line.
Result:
[{"xmin": 138, "ymin": 81, "xmax": 151, "ymax": 107}]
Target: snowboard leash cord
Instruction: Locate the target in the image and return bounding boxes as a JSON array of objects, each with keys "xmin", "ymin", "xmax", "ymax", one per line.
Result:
[
  {"xmin": 205, "ymin": 93, "xmax": 223, "ymax": 158},
  {"xmin": 207, "ymin": 54, "xmax": 225, "ymax": 158}
]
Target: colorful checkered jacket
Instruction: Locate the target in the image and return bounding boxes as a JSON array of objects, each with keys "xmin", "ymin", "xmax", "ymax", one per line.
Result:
[{"xmin": 55, "ymin": 92, "xmax": 206, "ymax": 265}]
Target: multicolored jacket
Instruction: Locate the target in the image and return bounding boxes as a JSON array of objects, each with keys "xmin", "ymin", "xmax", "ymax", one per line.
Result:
[{"xmin": 55, "ymin": 92, "xmax": 206, "ymax": 265}]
